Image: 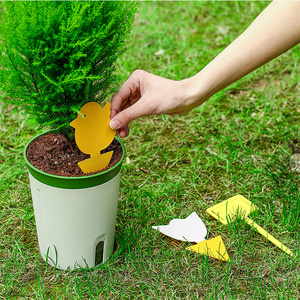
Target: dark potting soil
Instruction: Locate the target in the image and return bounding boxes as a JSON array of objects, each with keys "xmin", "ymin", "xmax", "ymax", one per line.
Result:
[{"xmin": 26, "ymin": 133, "xmax": 123, "ymax": 177}]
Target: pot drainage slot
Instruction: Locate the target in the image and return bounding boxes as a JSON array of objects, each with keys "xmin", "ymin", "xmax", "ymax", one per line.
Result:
[{"xmin": 95, "ymin": 241, "xmax": 104, "ymax": 265}]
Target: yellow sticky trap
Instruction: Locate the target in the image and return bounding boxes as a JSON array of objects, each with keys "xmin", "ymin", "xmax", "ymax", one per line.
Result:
[
  {"xmin": 206, "ymin": 194, "xmax": 258, "ymax": 225},
  {"xmin": 70, "ymin": 102, "xmax": 116, "ymax": 173},
  {"xmin": 207, "ymin": 195, "xmax": 293, "ymax": 257},
  {"xmin": 186, "ymin": 236, "xmax": 230, "ymax": 261}
]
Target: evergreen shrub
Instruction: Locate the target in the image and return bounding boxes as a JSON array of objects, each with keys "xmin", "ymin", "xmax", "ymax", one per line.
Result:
[{"xmin": 0, "ymin": 1, "xmax": 136, "ymax": 133}]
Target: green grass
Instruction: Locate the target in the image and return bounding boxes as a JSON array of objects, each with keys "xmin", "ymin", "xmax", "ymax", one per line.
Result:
[{"xmin": 1, "ymin": 1, "xmax": 300, "ymax": 299}]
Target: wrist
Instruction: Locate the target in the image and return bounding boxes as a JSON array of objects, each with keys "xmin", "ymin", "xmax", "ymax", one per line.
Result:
[{"xmin": 180, "ymin": 73, "xmax": 212, "ymax": 109}]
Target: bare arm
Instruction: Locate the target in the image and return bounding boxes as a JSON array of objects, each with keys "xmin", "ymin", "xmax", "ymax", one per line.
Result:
[
  {"xmin": 188, "ymin": 0, "xmax": 300, "ymax": 106},
  {"xmin": 110, "ymin": 1, "xmax": 300, "ymax": 137}
]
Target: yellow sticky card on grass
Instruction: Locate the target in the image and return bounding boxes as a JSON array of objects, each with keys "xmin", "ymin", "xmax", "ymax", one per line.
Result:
[
  {"xmin": 206, "ymin": 194, "xmax": 257, "ymax": 225},
  {"xmin": 207, "ymin": 195, "xmax": 293, "ymax": 257},
  {"xmin": 186, "ymin": 236, "xmax": 230, "ymax": 262},
  {"xmin": 70, "ymin": 102, "xmax": 115, "ymax": 173}
]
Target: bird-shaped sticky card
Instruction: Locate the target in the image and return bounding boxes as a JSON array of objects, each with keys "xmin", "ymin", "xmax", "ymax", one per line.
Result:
[
  {"xmin": 152, "ymin": 212, "xmax": 230, "ymax": 261},
  {"xmin": 70, "ymin": 102, "xmax": 116, "ymax": 173}
]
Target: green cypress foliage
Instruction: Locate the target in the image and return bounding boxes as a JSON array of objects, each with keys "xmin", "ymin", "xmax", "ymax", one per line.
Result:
[{"xmin": 0, "ymin": 1, "xmax": 136, "ymax": 132}]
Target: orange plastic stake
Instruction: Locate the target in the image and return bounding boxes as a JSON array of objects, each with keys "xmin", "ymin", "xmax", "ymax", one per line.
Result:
[{"xmin": 70, "ymin": 102, "xmax": 116, "ymax": 173}]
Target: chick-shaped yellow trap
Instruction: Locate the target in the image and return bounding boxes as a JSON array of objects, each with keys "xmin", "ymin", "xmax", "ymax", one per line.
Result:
[
  {"xmin": 206, "ymin": 195, "xmax": 293, "ymax": 257},
  {"xmin": 186, "ymin": 236, "xmax": 230, "ymax": 262},
  {"xmin": 70, "ymin": 102, "xmax": 115, "ymax": 173}
]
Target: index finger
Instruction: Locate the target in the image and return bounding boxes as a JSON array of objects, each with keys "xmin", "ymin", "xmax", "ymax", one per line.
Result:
[{"xmin": 110, "ymin": 72, "xmax": 141, "ymax": 116}]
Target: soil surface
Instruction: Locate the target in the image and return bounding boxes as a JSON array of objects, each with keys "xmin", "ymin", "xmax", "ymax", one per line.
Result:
[{"xmin": 26, "ymin": 133, "xmax": 123, "ymax": 177}]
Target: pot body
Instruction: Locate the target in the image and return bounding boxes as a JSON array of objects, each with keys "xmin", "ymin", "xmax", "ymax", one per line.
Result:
[{"xmin": 24, "ymin": 132, "xmax": 125, "ymax": 270}]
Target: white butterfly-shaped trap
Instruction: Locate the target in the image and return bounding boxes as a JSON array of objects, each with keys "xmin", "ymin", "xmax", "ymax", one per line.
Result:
[{"xmin": 152, "ymin": 212, "xmax": 230, "ymax": 261}]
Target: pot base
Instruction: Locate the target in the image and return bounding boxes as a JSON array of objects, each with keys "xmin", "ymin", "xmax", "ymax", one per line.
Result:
[{"xmin": 29, "ymin": 171, "xmax": 121, "ymax": 270}]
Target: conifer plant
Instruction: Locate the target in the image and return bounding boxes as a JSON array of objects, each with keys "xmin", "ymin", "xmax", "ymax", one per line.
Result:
[
  {"xmin": 0, "ymin": 1, "xmax": 136, "ymax": 270},
  {"xmin": 0, "ymin": 1, "xmax": 136, "ymax": 135}
]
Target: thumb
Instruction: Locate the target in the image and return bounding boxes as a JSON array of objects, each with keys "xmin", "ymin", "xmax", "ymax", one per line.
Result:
[{"xmin": 109, "ymin": 100, "xmax": 147, "ymax": 130}]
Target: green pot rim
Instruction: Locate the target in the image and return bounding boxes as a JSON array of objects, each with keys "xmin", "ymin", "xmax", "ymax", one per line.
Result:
[{"xmin": 24, "ymin": 130, "xmax": 125, "ymax": 189}]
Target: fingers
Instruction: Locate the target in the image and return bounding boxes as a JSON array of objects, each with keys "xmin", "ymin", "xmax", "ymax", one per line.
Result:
[
  {"xmin": 110, "ymin": 70, "xmax": 142, "ymax": 118},
  {"xmin": 119, "ymin": 125, "xmax": 130, "ymax": 138},
  {"xmin": 110, "ymin": 70, "xmax": 150, "ymax": 132},
  {"xmin": 110, "ymin": 97, "xmax": 148, "ymax": 130},
  {"xmin": 110, "ymin": 69, "xmax": 187, "ymax": 137}
]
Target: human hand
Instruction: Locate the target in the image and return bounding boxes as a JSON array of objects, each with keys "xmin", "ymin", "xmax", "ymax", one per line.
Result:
[
  {"xmin": 110, "ymin": 2, "xmax": 300, "ymax": 138},
  {"xmin": 110, "ymin": 70, "xmax": 200, "ymax": 137}
]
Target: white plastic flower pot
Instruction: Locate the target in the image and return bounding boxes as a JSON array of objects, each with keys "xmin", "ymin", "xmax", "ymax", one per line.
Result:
[{"xmin": 24, "ymin": 132, "xmax": 125, "ymax": 270}]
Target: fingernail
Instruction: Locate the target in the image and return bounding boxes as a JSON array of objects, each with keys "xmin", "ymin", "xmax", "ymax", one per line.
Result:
[{"xmin": 110, "ymin": 119, "xmax": 121, "ymax": 130}]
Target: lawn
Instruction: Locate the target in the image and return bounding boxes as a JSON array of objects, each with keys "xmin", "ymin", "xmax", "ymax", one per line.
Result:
[{"xmin": 1, "ymin": 1, "xmax": 300, "ymax": 299}]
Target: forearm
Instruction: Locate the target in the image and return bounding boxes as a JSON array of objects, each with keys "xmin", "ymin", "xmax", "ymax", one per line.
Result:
[
  {"xmin": 110, "ymin": 1, "xmax": 300, "ymax": 135},
  {"xmin": 188, "ymin": 1, "xmax": 300, "ymax": 105}
]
